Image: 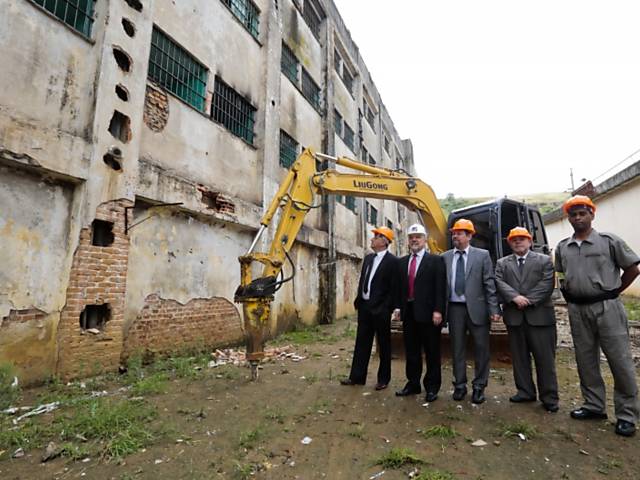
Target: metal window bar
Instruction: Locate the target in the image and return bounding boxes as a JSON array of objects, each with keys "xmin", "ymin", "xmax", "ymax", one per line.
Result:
[
  {"xmin": 301, "ymin": 68, "xmax": 321, "ymax": 110},
  {"xmin": 32, "ymin": 0, "xmax": 95, "ymax": 37},
  {"xmin": 334, "ymin": 110, "xmax": 342, "ymax": 137},
  {"xmin": 221, "ymin": 0, "xmax": 260, "ymax": 39},
  {"xmin": 211, "ymin": 77, "xmax": 257, "ymax": 144},
  {"xmin": 281, "ymin": 43, "xmax": 299, "ymax": 84},
  {"xmin": 302, "ymin": 1, "xmax": 322, "ymax": 39},
  {"xmin": 343, "ymin": 123, "xmax": 354, "ymax": 151},
  {"xmin": 148, "ymin": 27, "xmax": 208, "ymax": 111},
  {"xmin": 279, "ymin": 130, "xmax": 298, "ymax": 168}
]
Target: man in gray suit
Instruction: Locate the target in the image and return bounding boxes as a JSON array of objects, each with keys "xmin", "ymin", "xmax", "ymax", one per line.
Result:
[
  {"xmin": 443, "ymin": 219, "xmax": 501, "ymax": 404},
  {"xmin": 495, "ymin": 227, "xmax": 559, "ymax": 412}
]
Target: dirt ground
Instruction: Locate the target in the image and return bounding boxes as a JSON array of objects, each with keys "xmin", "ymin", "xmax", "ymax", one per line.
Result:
[{"xmin": 2, "ymin": 306, "xmax": 640, "ymax": 480}]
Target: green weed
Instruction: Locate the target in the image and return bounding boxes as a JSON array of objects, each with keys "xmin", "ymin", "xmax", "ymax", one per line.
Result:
[
  {"xmin": 130, "ymin": 372, "xmax": 168, "ymax": 396},
  {"xmin": 374, "ymin": 447, "xmax": 425, "ymax": 469},
  {"xmin": 263, "ymin": 407, "xmax": 285, "ymax": 424},
  {"xmin": 623, "ymin": 297, "xmax": 640, "ymax": 322},
  {"xmin": 238, "ymin": 426, "xmax": 265, "ymax": 450},
  {"xmin": 414, "ymin": 469, "xmax": 455, "ymax": 480},
  {"xmin": 348, "ymin": 423, "xmax": 366, "ymax": 440},
  {"xmin": 501, "ymin": 421, "xmax": 537, "ymax": 439},
  {"xmin": 421, "ymin": 425, "xmax": 458, "ymax": 440}
]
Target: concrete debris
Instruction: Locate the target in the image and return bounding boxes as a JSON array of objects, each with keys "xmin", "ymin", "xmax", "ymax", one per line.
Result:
[
  {"xmin": 41, "ymin": 442, "xmax": 62, "ymax": 462},
  {"xmin": 2, "ymin": 406, "xmax": 32, "ymax": 415},
  {"xmin": 471, "ymin": 439, "xmax": 488, "ymax": 447},
  {"xmin": 579, "ymin": 449, "xmax": 590, "ymax": 455},
  {"xmin": 209, "ymin": 346, "xmax": 306, "ymax": 367},
  {"xmin": 517, "ymin": 433, "xmax": 526, "ymax": 441},
  {"xmin": 13, "ymin": 402, "xmax": 60, "ymax": 423},
  {"xmin": 301, "ymin": 436, "xmax": 312, "ymax": 445},
  {"xmin": 369, "ymin": 471, "xmax": 385, "ymax": 479},
  {"xmin": 11, "ymin": 376, "xmax": 18, "ymax": 388},
  {"xmin": 12, "ymin": 448, "xmax": 25, "ymax": 458},
  {"xmin": 86, "ymin": 328, "xmax": 101, "ymax": 335}
]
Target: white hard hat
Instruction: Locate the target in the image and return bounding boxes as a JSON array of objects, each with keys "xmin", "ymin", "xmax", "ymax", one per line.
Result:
[{"xmin": 407, "ymin": 224, "xmax": 426, "ymax": 235}]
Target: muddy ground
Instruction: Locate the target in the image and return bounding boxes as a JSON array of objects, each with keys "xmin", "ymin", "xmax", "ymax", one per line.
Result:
[{"xmin": 2, "ymin": 306, "xmax": 640, "ymax": 480}]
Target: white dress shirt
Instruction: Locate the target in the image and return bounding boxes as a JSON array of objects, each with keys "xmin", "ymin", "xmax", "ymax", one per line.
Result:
[{"xmin": 362, "ymin": 249, "xmax": 388, "ymax": 300}]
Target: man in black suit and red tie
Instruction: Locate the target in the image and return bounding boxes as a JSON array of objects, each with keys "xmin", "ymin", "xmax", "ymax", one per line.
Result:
[
  {"xmin": 341, "ymin": 226, "xmax": 399, "ymax": 390},
  {"xmin": 393, "ymin": 223, "xmax": 447, "ymax": 402}
]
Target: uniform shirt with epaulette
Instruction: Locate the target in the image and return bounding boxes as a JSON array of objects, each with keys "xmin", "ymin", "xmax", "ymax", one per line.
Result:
[{"xmin": 555, "ymin": 229, "xmax": 640, "ymax": 298}]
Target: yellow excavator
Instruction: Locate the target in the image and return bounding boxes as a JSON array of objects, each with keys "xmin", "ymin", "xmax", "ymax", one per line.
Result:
[{"xmin": 235, "ymin": 149, "xmax": 549, "ymax": 379}]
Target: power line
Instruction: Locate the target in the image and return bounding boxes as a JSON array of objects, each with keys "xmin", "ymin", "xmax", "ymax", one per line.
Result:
[{"xmin": 591, "ymin": 147, "xmax": 640, "ymax": 183}]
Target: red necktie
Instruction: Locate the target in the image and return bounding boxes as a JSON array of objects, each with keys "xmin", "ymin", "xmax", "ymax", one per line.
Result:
[{"xmin": 408, "ymin": 254, "xmax": 417, "ymax": 299}]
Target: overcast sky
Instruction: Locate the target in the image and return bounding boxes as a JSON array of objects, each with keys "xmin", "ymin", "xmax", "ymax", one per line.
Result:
[{"xmin": 332, "ymin": 0, "xmax": 640, "ymax": 198}]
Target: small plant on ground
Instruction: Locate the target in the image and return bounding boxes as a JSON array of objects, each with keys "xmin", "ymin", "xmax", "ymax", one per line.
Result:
[
  {"xmin": 263, "ymin": 407, "xmax": 285, "ymax": 423},
  {"xmin": 422, "ymin": 425, "xmax": 458, "ymax": 440},
  {"xmin": 238, "ymin": 426, "xmax": 265, "ymax": 450},
  {"xmin": 374, "ymin": 447, "xmax": 425, "ymax": 469},
  {"xmin": 0, "ymin": 363, "xmax": 20, "ymax": 409},
  {"xmin": 501, "ymin": 420, "xmax": 537, "ymax": 438},
  {"xmin": 130, "ymin": 372, "xmax": 168, "ymax": 396},
  {"xmin": 348, "ymin": 422, "xmax": 366, "ymax": 440},
  {"xmin": 414, "ymin": 469, "xmax": 455, "ymax": 480}
]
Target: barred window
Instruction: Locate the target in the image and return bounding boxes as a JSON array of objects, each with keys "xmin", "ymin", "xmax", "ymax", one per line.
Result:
[
  {"xmin": 148, "ymin": 27, "xmax": 208, "ymax": 111},
  {"xmin": 31, "ymin": 0, "xmax": 95, "ymax": 37},
  {"xmin": 364, "ymin": 101, "xmax": 376, "ymax": 130},
  {"xmin": 384, "ymin": 135, "xmax": 390, "ymax": 154},
  {"xmin": 279, "ymin": 130, "xmax": 298, "ymax": 168},
  {"xmin": 343, "ymin": 122, "xmax": 354, "ymax": 151},
  {"xmin": 361, "ymin": 146, "xmax": 368, "ymax": 163},
  {"xmin": 302, "ymin": 0, "xmax": 323, "ymax": 39},
  {"xmin": 301, "ymin": 68, "xmax": 321, "ymax": 111},
  {"xmin": 334, "ymin": 110, "xmax": 343, "ymax": 137},
  {"xmin": 342, "ymin": 68, "xmax": 354, "ymax": 95},
  {"xmin": 345, "ymin": 196, "xmax": 356, "ymax": 212},
  {"xmin": 220, "ymin": 0, "xmax": 260, "ymax": 39},
  {"xmin": 211, "ymin": 77, "xmax": 257, "ymax": 144},
  {"xmin": 281, "ymin": 43, "xmax": 299, "ymax": 84},
  {"xmin": 366, "ymin": 202, "xmax": 378, "ymax": 225}
]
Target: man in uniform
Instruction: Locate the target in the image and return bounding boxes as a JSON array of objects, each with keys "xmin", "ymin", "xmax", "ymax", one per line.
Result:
[
  {"xmin": 393, "ymin": 224, "xmax": 447, "ymax": 402},
  {"xmin": 443, "ymin": 219, "xmax": 501, "ymax": 404},
  {"xmin": 555, "ymin": 195, "xmax": 640, "ymax": 436},
  {"xmin": 496, "ymin": 227, "xmax": 559, "ymax": 412},
  {"xmin": 341, "ymin": 226, "xmax": 398, "ymax": 390}
]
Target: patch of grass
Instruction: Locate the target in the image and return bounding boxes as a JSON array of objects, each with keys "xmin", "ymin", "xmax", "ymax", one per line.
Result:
[
  {"xmin": 623, "ymin": 297, "xmax": 640, "ymax": 322},
  {"xmin": 422, "ymin": 425, "xmax": 458, "ymax": 440},
  {"xmin": 216, "ymin": 365, "xmax": 241, "ymax": 380},
  {"xmin": 0, "ymin": 363, "xmax": 20, "ymax": 409},
  {"xmin": 263, "ymin": 407, "xmax": 285, "ymax": 424},
  {"xmin": 501, "ymin": 421, "xmax": 537, "ymax": 439},
  {"xmin": 348, "ymin": 423, "xmax": 366, "ymax": 440},
  {"xmin": 341, "ymin": 321, "xmax": 356, "ymax": 340},
  {"xmin": 233, "ymin": 461, "xmax": 256, "ymax": 479},
  {"xmin": 130, "ymin": 372, "xmax": 168, "ymax": 396},
  {"xmin": 414, "ymin": 469, "xmax": 455, "ymax": 480},
  {"xmin": 0, "ymin": 397, "xmax": 159, "ymax": 461},
  {"xmin": 238, "ymin": 426, "xmax": 265, "ymax": 450},
  {"xmin": 374, "ymin": 448, "xmax": 425, "ymax": 469},
  {"xmin": 303, "ymin": 373, "xmax": 318, "ymax": 384},
  {"xmin": 309, "ymin": 398, "xmax": 332, "ymax": 413},
  {"xmin": 274, "ymin": 325, "xmax": 339, "ymax": 345}
]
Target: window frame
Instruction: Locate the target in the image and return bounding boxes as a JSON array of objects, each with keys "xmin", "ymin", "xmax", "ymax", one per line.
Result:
[
  {"xmin": 29, "ymin": 0, "xmax": 96, "ymax": 38},
  {"xmin": 211, "ymin": 76, "xmax": 257, "ymax": 145},
  {"xmin": 220, "ymin": 0, "xmax": 261, "ymax": 40}
]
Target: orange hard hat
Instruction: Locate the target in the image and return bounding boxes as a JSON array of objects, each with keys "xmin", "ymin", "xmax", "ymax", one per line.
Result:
[
  {"xmin": 450, "ymin": 218, "xmax": 476, "ymax": 234},
  {"xmin": 562, "ymin": 195, "xmax": 596, "ymax": 214},
  {"xmin": 372, "ymin": 226, "xmax": 394, "ymax": 242},
  {"xmin": 507, "ymin": 226, "xmax": 532, "ymax": 241}
]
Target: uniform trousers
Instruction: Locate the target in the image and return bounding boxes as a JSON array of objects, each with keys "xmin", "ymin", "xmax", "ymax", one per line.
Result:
[
  {"xmin": 568, "ymin": 298, "xmax": 639, "ymax": 423},
  {"xmin": 448, "ymin": 302, "xmax": 490, "ymax": 389}
]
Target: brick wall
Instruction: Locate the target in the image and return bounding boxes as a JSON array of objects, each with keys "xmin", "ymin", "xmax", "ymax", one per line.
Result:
[
  {"xmin": 123, "ymin": 293, "xmax": 243, "ymax": 361},
  {"xmin": 56, "ymin": 199, "xmax": 132, "ymax": 380},
  {"xmin": 1, "ymin": 308, "xmax": 47, "ymax": 327},
  {"xmin": 143, "ymin": 84, "xmax": 169, "ymax": 132}
]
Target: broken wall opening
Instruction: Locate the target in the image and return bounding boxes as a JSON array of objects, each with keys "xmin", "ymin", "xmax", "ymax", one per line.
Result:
[
  {"xmin": 91, "ymin": 219, "xmax": 115, "ymax": 246},
  {"xmin": 108, "ymin": 111, "xmax": 132, "ymax": 143},
  {"xmin": 79, "ymin": 304, "xmax": 111, "ymax": 331},
  {"xmin": 113, "ymin": 46, "xmax": 132, "ymax": 72}
]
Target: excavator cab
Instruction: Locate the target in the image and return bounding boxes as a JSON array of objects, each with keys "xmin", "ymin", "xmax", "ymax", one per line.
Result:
[{"xmin": 447, "ymin": 198, "xmax": 550, "ymax": 264}]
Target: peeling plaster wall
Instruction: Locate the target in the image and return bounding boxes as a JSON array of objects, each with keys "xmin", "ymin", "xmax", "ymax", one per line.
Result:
[{"xmin": 0, "ymin": 166, "xmax": 77, "ymax": 381}]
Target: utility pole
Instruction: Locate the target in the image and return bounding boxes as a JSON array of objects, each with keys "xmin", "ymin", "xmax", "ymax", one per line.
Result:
[{"xmin": 570, "ymin": 168, "xmax": 575, "ymax": 192}]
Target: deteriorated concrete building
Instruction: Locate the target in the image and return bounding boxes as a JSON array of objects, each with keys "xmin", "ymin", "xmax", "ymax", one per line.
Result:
[{"xmin": 0, "ymin": 0, "xmax": 417, "ymax": 383}]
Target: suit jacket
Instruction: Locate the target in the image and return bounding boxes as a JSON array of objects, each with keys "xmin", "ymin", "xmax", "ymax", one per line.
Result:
[
  {"xmin": 396, "ymin": 252, "xmax": 446, "ymax": 323},
  {"xmin": 443, "ymin": 246, "xmax": 500, "ymax": 325},
  {"xmin": 495, "ymin": 251, "xmax": 555, "ymax": 327},
  {"xmin": 354, "ymin": 251, "xmax": 399, "ymax": 318}
]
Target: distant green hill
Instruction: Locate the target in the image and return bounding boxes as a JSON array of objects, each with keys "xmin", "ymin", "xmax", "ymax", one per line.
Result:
[{"xmin": 438, "ymin": 192, "xmax": 569, "ymax": 217}]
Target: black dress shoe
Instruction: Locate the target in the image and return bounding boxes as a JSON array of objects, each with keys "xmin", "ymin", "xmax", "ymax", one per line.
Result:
[
  {"xmin": 452, "ymin": 386, "xmax": 467, "ymax": 401},
  {"xmin": 374, "ymin": 383, "xmax": 388, "ymax": 391},
  {"xmin": 340, "ymin": 378, "xmax": 364, "ymax": 386},
  {"xmin": 509, "ymin": 394, "xmax": 536, "ymax": 403},
  {"xmin": 615, "ymin": 419, "xmax": 636, "ymax": 437},
  {"xmin": 570, "ymin": 407, "xmax": 607, "ymax": 420},
  {"xmin": 395, "ymin": 385, "xmax": 421, "ymax": 396},
  {"xmin": 543, "ymin": 403, "xmax": 559, "ymax": 413},
  {"xmin": 471, "ymin": 388, "xmax": 485, "ymax": 404},
  {"xmin": 425, "ymin": 391, "xmax": 438, "ymax": 402}
]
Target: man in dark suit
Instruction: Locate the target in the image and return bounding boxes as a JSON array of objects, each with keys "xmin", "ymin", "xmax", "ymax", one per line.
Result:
[
  {"xmin": 443, "ymin": 219, "xmax": 501, "ymax": 404},
  {"xmin": 341, "ymin": 226, "xmax": 398, "ymax": 390},
  {"xmin": 495, "ymin": 227, "xmax": 559, "ymax": 412},
  {"xmin": 393, "ymin": 223, "xmax": 447, "ymax": 402}
]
